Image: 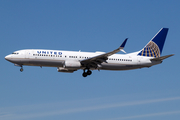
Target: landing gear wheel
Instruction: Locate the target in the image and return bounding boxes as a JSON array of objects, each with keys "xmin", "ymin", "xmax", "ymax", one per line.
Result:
[
  {"xmin": 87, "ymin": 70, "xmax": 92, "ymax": 75},
  {"xmin": 82, "ymin": 72, "xmax": 88, "ymax": 77},
  {"xmin": 20, "ymin": 68, "xmax": 23, "ymax": 72},
  {"xmin": 82, "ymin": 69, "xmax": 92, "ymax": 77}
]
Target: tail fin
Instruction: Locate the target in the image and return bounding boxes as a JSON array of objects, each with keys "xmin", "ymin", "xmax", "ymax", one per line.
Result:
[{"xmin": 138, "ymin": 28, "xmax": 169, "ymax": 57}]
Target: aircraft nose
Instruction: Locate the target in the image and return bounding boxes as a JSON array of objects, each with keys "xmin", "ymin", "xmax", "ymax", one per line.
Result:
[{"xmin": 5, "ymin": 55, "xmax": 11, "ymax": 60}]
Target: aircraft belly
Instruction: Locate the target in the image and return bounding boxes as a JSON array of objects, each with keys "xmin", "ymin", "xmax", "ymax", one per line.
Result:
[
  {"xmin": 28, "ymin": 59, "xmax": 64, "ymax": 67},
  {"xmin": 10, "ymin": 58, "xmax": 64, "ymax": 67}
]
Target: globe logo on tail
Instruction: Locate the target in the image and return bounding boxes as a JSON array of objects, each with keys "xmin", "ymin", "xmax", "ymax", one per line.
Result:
[{"xmin": 138, "ymin": 41, "xmax": 160, "ymax": 57}]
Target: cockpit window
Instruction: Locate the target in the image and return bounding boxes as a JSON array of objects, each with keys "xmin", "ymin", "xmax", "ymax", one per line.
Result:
[{"xmin": 12, "ymin": 52, "xmax": 19, "ymax": 54}]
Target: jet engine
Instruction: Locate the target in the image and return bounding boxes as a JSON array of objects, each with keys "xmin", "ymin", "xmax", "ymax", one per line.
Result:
[
  {"xmin": 63, "ymin": 61, "xmax": 81, "ymax": 68},
  {"xmin": 57, "ymin": 67, "xmax": 75, "ymax": 73},
  {"xmin": 57, "ymin": 61, "xmax": 81, "ymax": 73}
]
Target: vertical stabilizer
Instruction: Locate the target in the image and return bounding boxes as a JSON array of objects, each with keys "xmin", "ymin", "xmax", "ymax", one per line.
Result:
[{"xmin": 138, "ymin": 28, "xmax": 169, "ymax": 57}]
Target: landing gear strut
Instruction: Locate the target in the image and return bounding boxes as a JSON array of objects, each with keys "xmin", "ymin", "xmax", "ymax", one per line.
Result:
[{"xmin": 82, "ymin": 69, "xmax": 92, "ymax": 77}]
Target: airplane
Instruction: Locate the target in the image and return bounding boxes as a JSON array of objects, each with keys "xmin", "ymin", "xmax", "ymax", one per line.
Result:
[{"xmin": 5, "ymin": 28, "xmax": 174, "ymax": 77}]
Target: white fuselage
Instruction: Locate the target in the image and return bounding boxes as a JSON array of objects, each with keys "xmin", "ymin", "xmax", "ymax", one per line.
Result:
[
  {"xmin": 4, "ymin": 28, "xmax": 173, "ymax": 77},
  {"xmin": 5, "ymin": 49, "xmax": 161, "ymax": 71}
]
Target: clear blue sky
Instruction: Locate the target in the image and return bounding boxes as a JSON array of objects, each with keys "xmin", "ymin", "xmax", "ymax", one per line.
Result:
[{"xmin": 0, "ymin": 0, "xmax": 180, "ymax": 120}]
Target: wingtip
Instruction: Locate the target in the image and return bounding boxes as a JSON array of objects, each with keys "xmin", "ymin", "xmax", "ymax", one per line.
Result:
[{"xmin": 170, "ymin": 54, "xmax": 175, "ymax": 56}]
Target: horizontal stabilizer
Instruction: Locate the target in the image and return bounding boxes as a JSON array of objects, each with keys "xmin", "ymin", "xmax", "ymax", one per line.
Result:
[{"xmin": 150, "ymin": 54, "xmax": 174, "ymax": 61}]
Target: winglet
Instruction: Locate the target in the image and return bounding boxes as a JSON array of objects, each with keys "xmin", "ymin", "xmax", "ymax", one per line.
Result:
[{"xmin": 120, "ymin": 38, "xmax": 128, "ymax": 48}]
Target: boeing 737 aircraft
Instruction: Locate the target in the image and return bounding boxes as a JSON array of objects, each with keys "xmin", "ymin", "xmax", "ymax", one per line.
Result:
[{"xmin": 5, "ymin": 28, "xmax": 174, "ymax": 77}]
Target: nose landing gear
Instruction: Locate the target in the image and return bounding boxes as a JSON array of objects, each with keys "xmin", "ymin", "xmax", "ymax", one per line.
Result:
[
  {"xmin": 20, "ymin": 67, "xmax": 23, "ymax": 72},
  {"xmin": 82, "ymin": 69, "xmax": 92, "ymax": 77},
  {"xmin": 14, "ymin": 64, "xmax": 23, "ymax": 72}
]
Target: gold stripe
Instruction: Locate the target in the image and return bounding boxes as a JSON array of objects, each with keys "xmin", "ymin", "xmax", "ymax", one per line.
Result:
[
  {"xmin": 141, "ymin": 49, "xmax": 144, "ymax": 56},
  {"xmin": 148, "ymin": 47, "xmax": 151, "ymax": 57},
  {"xmin": 154, "ymin": 47, "xmax": 158, "ymax": 57},
  {"xmin": 150, "ymin": 44, "xmax": 154, "ymax": 57}
]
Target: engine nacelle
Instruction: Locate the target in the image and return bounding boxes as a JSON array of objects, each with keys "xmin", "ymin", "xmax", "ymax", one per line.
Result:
[
  {"xmin": 64, "ymin": 61, "xmax": 81, "ymax": 68},
  {"xmin": 57, "ymin": 67, "xmax": 75, "ymax": 73}
]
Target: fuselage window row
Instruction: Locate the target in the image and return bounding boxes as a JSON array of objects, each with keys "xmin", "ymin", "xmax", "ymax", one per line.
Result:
[
  {"xmin": 69, "ymin": 56, "xmax": 78, "ymax": 58},
  {"xmin": 32, "ymin": 54, "xmax": 132, "ymax": 62},
  {"xmin": 108, "ymin": 58, "xmax": 132, "ymax": 62},
  {"xmin": 33, "ymin": 54, "xmax": 62, "ymax": 57}
]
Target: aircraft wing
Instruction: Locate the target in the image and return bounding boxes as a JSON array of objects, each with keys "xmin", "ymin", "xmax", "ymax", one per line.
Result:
[
  {"xmin": 80, "ymin": 38, "xmax": 128, "ymax": 68},
  {"xmin": 150, "ymin": 54, "xmax": 174, "ymax": 61}
]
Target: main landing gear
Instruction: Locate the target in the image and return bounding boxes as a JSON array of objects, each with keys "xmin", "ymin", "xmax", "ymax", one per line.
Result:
[{"xmin": 82, "ymin": 69, "xmax": 92, "ymax": 77}]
